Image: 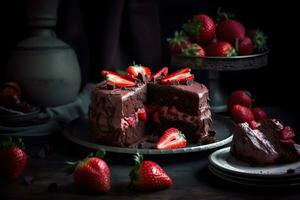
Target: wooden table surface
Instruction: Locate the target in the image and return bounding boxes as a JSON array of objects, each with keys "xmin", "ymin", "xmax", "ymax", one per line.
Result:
[{"xmin": 1, "ymin": 108, "xmax": 300, "ymax": 200}]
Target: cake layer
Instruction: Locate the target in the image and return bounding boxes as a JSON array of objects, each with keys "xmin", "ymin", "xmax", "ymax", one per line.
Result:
[{"xmin": 147, "ymin": 82, "xmax": 209, "ymax": 116}]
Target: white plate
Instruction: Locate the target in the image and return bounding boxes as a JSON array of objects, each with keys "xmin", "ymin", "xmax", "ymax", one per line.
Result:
[
  {"xmin": 63, "ymin": 115, "xmax": 233, "ymax": 155},
  {"xmin": 209, "ymin": 165, "xmax": 300, "ymax": 187},
  {"xmin": 209, "ymin": 147, "xmax": 300, "ymax": 178}
]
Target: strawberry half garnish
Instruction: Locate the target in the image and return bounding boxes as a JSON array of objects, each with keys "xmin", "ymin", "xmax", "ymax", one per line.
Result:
[
  {"xmin": 128, "ymin": 64, "xmax": 151, "ymax": 82},
  {"xmin": 137, "ymin": 108, "xmax": 147, "ymax": 122},
  {"xmin": 152, "ymin": 67, "xmax": 168, "ymax": 82},
  {"xmin": 161, "ymin": 68, "xmax": 194, "ymax": 85},
  {"xmin": 156, "ymin": 128, "xmax": 187, "ymax": 149},
  {"xmin": 101, "ymin": 70, "xmax": 136, "ymax": 88}
]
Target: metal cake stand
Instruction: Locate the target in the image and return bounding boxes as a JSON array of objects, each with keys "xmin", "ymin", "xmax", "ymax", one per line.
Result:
[{"xmin": 171, "ymin": 52, "xmax": 268, "ymax": 113}]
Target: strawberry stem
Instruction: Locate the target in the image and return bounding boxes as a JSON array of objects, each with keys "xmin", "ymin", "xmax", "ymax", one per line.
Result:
[
  {"xmin": 0, "ymin": 136, "xmax": 25, "ymax": 149},
  {"xmin": 95, "ymin": 150, "xmax": 106, "ymax": 158}
]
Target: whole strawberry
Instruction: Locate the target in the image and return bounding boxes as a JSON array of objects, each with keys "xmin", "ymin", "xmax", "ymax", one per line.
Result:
[
  {"xmin": 246, "ymin": 29, "xmax": 268, "ymax": 52},
  {"xmin": 230, "ymin": 104, "xmax": 254, "ymax": 124},
  {"xmin": 217, "ymin": 19, "xmax": 245, "ymax": 44},
  {"xmin": 181, "ymin": 43, "xmax": 205, "ymax": 57},
  {"xmin": 229, "ymin": 90, "xmax": 253, "ymax": 109},
  {"xmin": 238, "ymin": 37, "xmax": 253, "ymax": 55},
  {"xmin": 183, "ymin": 14, "xmax": 216, "ymax": 45},
  {"xmin": 206, "ymin": 41, "xmax": 236, "ymax": 57},
  {"xmin": 251, "ymin": 107, "xmax": 267, "ymax": 121},
  {"xmin": 0, "ymin": 137, "xmax": 28, "ymax": 181},
  {"xmin": 129, "ymin": 153, "xmax": 172, "ymax": 191},
  {"xmin": 167, "ymin": 31, "xmax": 191, "ymax": 54},
  {"xmin": 65, "ymin": 151, "xmax": 110, "ymax": 193}
]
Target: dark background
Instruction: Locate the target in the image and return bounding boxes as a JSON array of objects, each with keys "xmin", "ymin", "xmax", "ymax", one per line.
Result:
[{"xmin": 1, "ymin": 0, "xmax": 298, "ymax": 115}]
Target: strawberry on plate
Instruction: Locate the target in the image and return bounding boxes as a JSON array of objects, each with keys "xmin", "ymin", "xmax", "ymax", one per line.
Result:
[
  {"xmin": 229, "ymin": 90, "xmax": 253, "ymax": 108},
  {"xmin": 128, "ymin": 64, "xmax": 151, "ymax": 81},
  {"xmin": 206, "ymin": 41, "xmax": 236, "ymax": 57},
  {"xmin": 65, "ymin": 150, "xmax": 110, "ymax": 193},
  {"xmin": 251, "ymin": 107, "xmax": 267, "ymax": 121},
  {"xmin": 0, "ymin": 81, "xmax": 22, "ymax": 103},
  {"xmin": 183, "ymin": 14, "xmax": 216, "ymax": 44},
  {"xmin": 156, "ymin": 128, "xmax": 187, "ymax": 149},
  {"xmin": 129, "ymin": 153, "xmax": 172, "ymax": 191},
  {"xmin": 102, "ymin": 70, "xmax": 136, "ymax": 88},
  {"xmin": 152, "ymin": 67, "xmax": 168, "ymax": 82},
  {"xmin": 0, "ymin": 137, "xmax": 28, "ymax": 181},
  {"xmin": 181, "ymin": 43, "xmax": 206, "ymax": 57},
  {"xmin": 167, "ymin": 31, "xmax": 191, "ymax": 54},
  {"xmin": 161, "ymin": 68, "xmax": 194, "ymax": 85},
  {"xmin": 230, "ymin": 104, "xmax": 255, "ymax": 124}
]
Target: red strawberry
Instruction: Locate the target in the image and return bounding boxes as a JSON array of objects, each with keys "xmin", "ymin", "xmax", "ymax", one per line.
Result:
[
  {"xmin": 152, "ymin": 67, "xmax": 169, "ymax": 81},
  {"xmin": 0, "ymin": 137, "xmax": 28, "ymax": 181},
  {"xmin": 181, "ymin": 43, "xmax": 206, "ymax": 57},
  {"xmin": 161, "ymin": 68, "xmax": 194, "ymax": 85},
  {"xmin": 156, "ymin": 128, "xmax": 187, "ymax": 149},
  {"xmin": 128, "ymin": 64, "xmax": 151, "ymax": 81},
  {"xmin": 217, "ymin": 19, "xmax": 245, "ymax": 44},
  {"xmin": 65, "ymin": 151, "xmax": 110, "ymax": 193},
  {"xmin": 229, "ymin": 90, "xmax": 253, "ymax": 108},
  {"xmin": 249, "ymin": 120, "xmax": 260, "ymax": 129},
  {"xmin": 0, "ymin": 81, "xmax": 22, "ymax": 103},
  {"xmin": 183, "ymin": 14, "xmax": 216, "ymax": 44},
  {"xmin": 101, "ymin": 70, "xmax": 136, "ymax": 88},
  {"xmin": 251, "ymin": 107, "xmax": 267, "ymax": 121},
  {"xmin": 138, "ymin": 108, "xmax": 147, "ymax": 122},
  {"xmin": 167, "ymin": 31, "xmax": 192, "ymax": 54},
  {"xmin": 129, "ymin": 153, "xmax": 172, "ymax": 191},
  {"xmin": 238, "ymin": 37, "xmax": 253, "ymax": 55},
  {"xmin": 280, "ymin": 126, "xmax": 295, "ymax": 140},
  {"xmin": 206, "ymin": 41, "xmax": 236, "ymax": 57},
  {"xmin": 230, "ymin": 104, "xmax": 255, "ymax": 124},
  {"xmin": 246, "ymin": 29, "xmax": 267, "ymax": 52}
]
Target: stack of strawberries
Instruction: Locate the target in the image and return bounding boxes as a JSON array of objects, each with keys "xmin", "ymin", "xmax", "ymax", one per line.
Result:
[{"xmin": 167, "ymin": 9, "xmax": 267, "ymax": 57}]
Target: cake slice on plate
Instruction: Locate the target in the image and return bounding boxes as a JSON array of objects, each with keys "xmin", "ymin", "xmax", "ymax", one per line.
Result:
[{"xmin": 231, "ymin": 119, "xmax": 300, "ymax": 165}]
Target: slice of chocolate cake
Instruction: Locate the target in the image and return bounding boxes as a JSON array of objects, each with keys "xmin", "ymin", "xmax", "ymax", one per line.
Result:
[
  {"xmin": 89, "ymin": 84, "xmax": 147, "ymax": 147},
  {"xmin": 231, "ymin": 119, "xmax": 300, "ymax": 165}
]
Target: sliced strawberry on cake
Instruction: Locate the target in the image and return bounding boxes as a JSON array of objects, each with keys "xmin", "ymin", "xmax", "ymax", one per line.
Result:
[
  {"xmin": 161, "ymin": 68, "xmax": 194, "ymax": 85},
  {"xmin": 101, "ymin": 70, "xmax": 136, "ymax": 88},
  {"xmin": 128, "ymin": 64, "xmax": 151, "ymax": 81},
  {"xmin": 152, "ymin": 67, "xmax": 168, "ymax": 82}
]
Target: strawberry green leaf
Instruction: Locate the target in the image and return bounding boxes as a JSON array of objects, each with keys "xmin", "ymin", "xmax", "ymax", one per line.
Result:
[
  {"xmin": 95, "ymin": 149, "xmax": 106, "ymax": 158},
  {"xmin": 63, "ymin": 161, "xmax": 79, "ymax": 174}
]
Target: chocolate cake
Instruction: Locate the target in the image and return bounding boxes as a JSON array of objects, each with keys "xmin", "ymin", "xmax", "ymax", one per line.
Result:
[
  {"xmin": 231, "ymin": 119, "xmax": 300, "ymax": 165},
  {"xmin": 89, "ymin": 66, "xmax": 213, "ymax": 147}
]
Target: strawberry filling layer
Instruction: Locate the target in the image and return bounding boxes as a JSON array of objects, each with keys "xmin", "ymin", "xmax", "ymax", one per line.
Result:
[
  {"xmin": 147, "ymin": 105, "xmax": 211, "ymax": 127},
  {"xmin": 121, "ymin": 108, "xmax": 146, "ymax": 130}
]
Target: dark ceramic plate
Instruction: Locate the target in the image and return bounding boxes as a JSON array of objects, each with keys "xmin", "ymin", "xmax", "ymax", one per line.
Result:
[
  {"xmin": 63, "ymin": 114, "xmax": 234, "ymax": 155},
  {"xmin": 0, "ymin": 106, "xmax": 44, "ymax": 126}
]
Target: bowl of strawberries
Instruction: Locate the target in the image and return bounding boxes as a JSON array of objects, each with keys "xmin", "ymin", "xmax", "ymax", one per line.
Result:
[{"xmin": 169, "ymin": 9, "xmax": 268, "ymax": 113}]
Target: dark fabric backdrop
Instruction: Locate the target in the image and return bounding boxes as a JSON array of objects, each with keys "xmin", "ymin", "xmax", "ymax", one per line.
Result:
[{"xmin": 1, "ymin": 0, "xmax": 299, "ymax": 117}]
